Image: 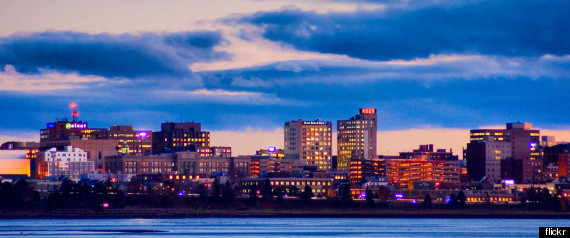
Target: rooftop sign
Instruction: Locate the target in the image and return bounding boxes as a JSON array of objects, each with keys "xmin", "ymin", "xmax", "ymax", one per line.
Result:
[
  {"xmin": 137, "ymin": 131, "xmax": 150, "ymax": 139},
  {"xmin": 360, "ymin": 108, "xmax": 376, "ymax": 115},
  {"xmin": 65, "ymin": 122, "xmax": 88, "ymax": 129},
  {"xmin": 303, "ymin": 121, "xmax": 325, "ymax": 125}
]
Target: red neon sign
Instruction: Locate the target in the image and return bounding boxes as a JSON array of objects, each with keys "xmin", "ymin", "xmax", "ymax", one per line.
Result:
[{"xmin": 360, "ymin": 108, "xmax": 376, "ymax": 115}]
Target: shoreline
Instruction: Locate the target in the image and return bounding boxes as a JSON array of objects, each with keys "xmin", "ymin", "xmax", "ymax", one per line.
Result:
[{"xmin": 1, "ymin": 208, "xmax": 569, "ymax": 219}]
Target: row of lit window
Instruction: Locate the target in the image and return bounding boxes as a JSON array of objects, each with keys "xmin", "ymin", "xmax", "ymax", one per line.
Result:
[
  {"xmin": 243, "ymin": 189, "xmax": 327, "ymax": 194},
  {"xmin": 467, "ymin": 197, "xmax": 512, "ymax": 202},
  {"xmin": 307, "ymin": 128, "xmax": 331, "ymax": 132},
  {"xmin": 243, "ymin": 180, "xmax": 331, "ymax": 186},
  {"xmin": 168, "ymin": 175, "xmax": 199, "ymax": 180}
]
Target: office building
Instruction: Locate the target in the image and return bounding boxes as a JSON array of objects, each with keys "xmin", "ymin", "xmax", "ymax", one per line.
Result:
[
  {"xmin": 152, "ymin": 122, "xmax": 210, "ymax": 152},
  {"xmin": 196, "ymin": 146, "xmax": 232, "ymax": 157},
  {"xmin": 108, "ymin": 125, "xmax": 152, "ymax": 155},
  {"xmin": 386, "ymin": 157, "xmax": 460, "ymax": 189},
  {"xmin": 337, "ymin": 108, "xmax": 377, "ymax": 171},
  {"xmin": 256, "ymin": 147, "xmax": 285, "ymax": 159},
  {"xmin": 284, "ymin": 119, "xmax": 332, "ymax": 170},
  {"xmin": 466, "ymin": 122, "xmax": 541, "ymax": 183},
  {"xmin": 240, "ymin": 177, "xmax": 334, "ymax": 197},
  {"xmin": 40, "ymin": 121, "xmax": 108, "ymax": 142},
  {"xmin": 105, "ymin": 153, "xmax": 174, "ymax": 174}
]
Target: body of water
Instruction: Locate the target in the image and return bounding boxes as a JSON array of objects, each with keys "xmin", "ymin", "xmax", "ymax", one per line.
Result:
[{"xmin": 0, "ymin": 217, "xmax": 565, "ymax": 237}]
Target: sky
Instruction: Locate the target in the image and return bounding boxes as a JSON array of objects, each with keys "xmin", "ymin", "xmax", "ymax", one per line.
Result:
[{"xmin": 1, "ymin": 0, "xmax": 569, "ymax": 157}]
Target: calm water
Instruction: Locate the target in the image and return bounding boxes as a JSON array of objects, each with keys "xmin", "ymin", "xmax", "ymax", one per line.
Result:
[{"xmin": 0, "ymin": 217, "xmax": 566, "ymax": 237}]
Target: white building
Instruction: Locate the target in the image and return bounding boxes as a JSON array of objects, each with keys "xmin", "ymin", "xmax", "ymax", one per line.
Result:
[{"xmin": 37, "ymin": 146, "xmax": 94, "ymax": 181}]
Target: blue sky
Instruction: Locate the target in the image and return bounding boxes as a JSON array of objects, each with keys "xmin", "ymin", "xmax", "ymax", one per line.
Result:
[{"xmin": 1, "ymin": 0, "xmax": 569, "ymax": 155}]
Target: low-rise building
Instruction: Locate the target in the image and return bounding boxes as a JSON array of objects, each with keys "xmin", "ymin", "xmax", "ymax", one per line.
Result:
[
  {"xmin": 386, "ymin": 158, "xmax": 460, "ymax": 189},
  {"xmin": 37, "ymin": 146, "xmax": 94, "ymax": 181},
  {"xmin": 105, "ymin": 153, "xmax": 173, "ymax": 174},
  {"xmin": 240, "ymin": 177, "xmax": 334, "ymax": 197}
]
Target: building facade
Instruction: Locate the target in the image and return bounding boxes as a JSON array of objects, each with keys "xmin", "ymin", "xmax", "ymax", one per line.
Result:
[
  {"xmin": 284, "ymin": 119, "xmax": 332, "ymax": 170},
  {"xmin": 196, "ymin": 146, "xmax": 232, "ymax": 157},
  {"xmin": 240, "ymin": 177, "xmax": 334, "ymax": 197},
  {"xmin": 108, "ymin": 125, "xmax": 152, "ymax": 155},
  {"xmin": 41, "ymin": 139, "xmax": 117, "ymax": 173},
  {"xmin": 337, "ymin": 108, "xmax": 377, "ymax": 171},
  {"xmin": 37, "ymin": 146, "xmax": 94, "ymax": 180},
  {"xmin": 466, "ymin": 122, "xmax": 541, "ymax": 183},
  {"xmin": 386, "ymin": 158, "xmax": 460, "ymax": 189},
  {"xmin": 105, "ymin": 154, "xmax": 174, "ymax": 174},
  {"xmin": 399, "ymin": 144, "xmax": 457, "ymax": 161},
  {"xmin": 40, "ymin": 121, "xmax": 108, "ymax": 142},
  {"xmin": 152, "ymin": 122, "xmax": 210, "ymax": 153}
]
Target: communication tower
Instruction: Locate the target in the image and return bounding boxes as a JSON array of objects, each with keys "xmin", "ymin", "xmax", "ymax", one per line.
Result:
[{"xmin": 70, "ymin": 103, "xmax": 79, "ymax": 122}]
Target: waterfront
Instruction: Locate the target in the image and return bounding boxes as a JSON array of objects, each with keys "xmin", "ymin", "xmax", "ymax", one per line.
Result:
[{"xmin": 0, "ymin": 218, "xmax": 564, "ymax": 237}]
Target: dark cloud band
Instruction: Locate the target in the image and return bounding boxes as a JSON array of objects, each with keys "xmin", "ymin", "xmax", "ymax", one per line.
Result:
[
  {"xmin": 243, "ymin": 0, "xmax": 570, "ymax": 60},
  {"xmin": 0, "ymin": 31, "xmax": 230, "ymax": 79}
]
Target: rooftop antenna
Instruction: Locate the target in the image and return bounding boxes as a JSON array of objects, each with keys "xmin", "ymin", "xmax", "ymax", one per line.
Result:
[{"xmin": 70, "ymin": 103, "xmax": 79, "ymax": 122}]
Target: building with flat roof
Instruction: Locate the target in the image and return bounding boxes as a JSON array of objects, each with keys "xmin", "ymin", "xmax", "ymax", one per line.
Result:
[
  {"xmin": 40, "ymin": 121, "xmax": 108, "ymax": 142},
  {"xmin": 108, "ymin": 125, "xmax": 152, "ymax": 155},
  {"xmin": 37, "ymin": 146, "xmax": 94, "ymax": 181},
  {"xmin": 284, "ymin": 119, "xmax": 332, "ymax": 170},
  {"xmin": 466, "ymin": 122, "xmax": 541, "ymax": 183},
  {"xmin": 152, "ymin": 122, "xmax": 210, "ymax": 153},
  {"xmin": 399, "ymin": 144, "xmax": 457, "ymax": 161},
  {"xmin": 240, "ymin": 177, "xmax": 334, "ymax": 198},
  {"xmin": 41, "ymin": 139, "xmax": 117, "ymax": 173},
  {"xmin": 105, "ymin": 153, "xmax": 173, "ymax": 174},
  {"xmin": 337, "ymin": 108, "xmax": 377, "ymax": 171},
  {"xmin": 256, "ymin": 148, "xmax": 285, "ymax": 159},
  {"xmin": 386, "ymin": 157, "xmax": 460, "ymax": 190},
  {"xmin": 196, "ymin": 146, "xmax": 232, "ymax": 157}
]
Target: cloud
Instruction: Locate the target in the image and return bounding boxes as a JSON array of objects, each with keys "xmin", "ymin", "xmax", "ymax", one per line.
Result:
[
  {"xmin": 0, "ymin": 130, "xmax": 39, "ymax": 144},
  {"xmin": 200, "ymin": 55, "xmax": 570, "ymax": 87},
  {"xmin": 241, "ymin": 0, "xmax": 570, "ymax": 60},
  {"xmin": 0, "ymin": 65, "xmax": 106, "ymax": 92},
  {"xmin": 156, "ymin": 89, "xmax": 300, "ymax": 105},
  {"xmin": 0, "ymin": 31, "xmax": 230, "ymax": 80}
]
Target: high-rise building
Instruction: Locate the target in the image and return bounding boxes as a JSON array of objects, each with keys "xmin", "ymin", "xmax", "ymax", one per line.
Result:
[
  {"xmin": 152, "ymin": 122, "xmax": 210, "ymax": 152},
  {"xmin": 108, "ymin": 125, "xmax": 152, "ymax": 155},
  {"xmin": 284, "ymin": 119, "xmax": 332, "ymax": 170},
  {"xmin": 466, "ymin": 122, "xmax": 541, "ymax": 183},
  {"xmin": 337, "ymin": 108, "xmax": 377, "ymax": 171}
]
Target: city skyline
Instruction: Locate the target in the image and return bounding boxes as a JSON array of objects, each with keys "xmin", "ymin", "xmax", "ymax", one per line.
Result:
[{"xmin": 1, "ymin": 0, "xmax": 569, "ymax": 157}]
